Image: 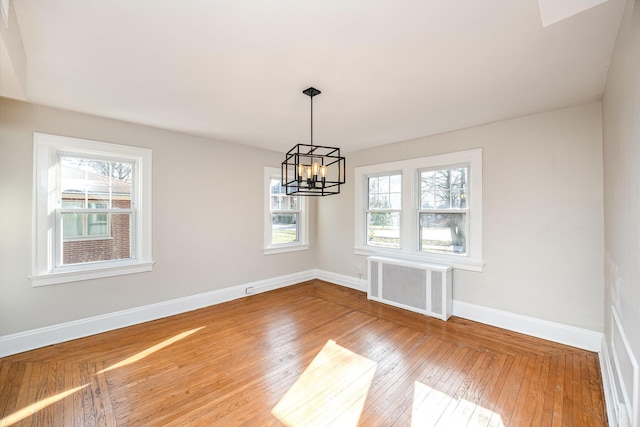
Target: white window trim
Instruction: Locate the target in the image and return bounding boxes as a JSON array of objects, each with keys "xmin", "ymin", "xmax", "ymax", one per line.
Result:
[
  {"xmin": 31, "ymin": 133, "xmax": 153, "ymax": 286},
  {"xmin": 354, "ymin": 148, "xmax": 483, "ymax": 272},
  {"xmin": 264, "ymin": 166, "xmax": 309, "ymax": 255}
]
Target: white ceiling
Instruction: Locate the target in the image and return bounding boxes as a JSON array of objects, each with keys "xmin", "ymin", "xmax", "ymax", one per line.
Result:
[{"xmin": 2, "ymin": 0, "xmax": 626, "ymax": 153}]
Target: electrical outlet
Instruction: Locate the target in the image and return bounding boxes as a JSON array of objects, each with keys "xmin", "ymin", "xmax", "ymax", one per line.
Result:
[
  {"xmin": 246, "ymin": 287, "xmax": 254, "ymax": 294},
  {"xmin": 357, "ymin": 266, "xmax": 363, "ymax": 275}
]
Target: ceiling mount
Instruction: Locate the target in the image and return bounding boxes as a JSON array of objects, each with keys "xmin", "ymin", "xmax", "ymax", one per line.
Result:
[{"xmin": 302, "ymin": 87, "xmax": 321, "ymax": 98}]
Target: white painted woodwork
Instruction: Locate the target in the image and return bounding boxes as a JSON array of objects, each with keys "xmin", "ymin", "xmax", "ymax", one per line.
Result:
[{"xmin": 367, "ymin": 256, "xmax": 453, "ymax": 321}]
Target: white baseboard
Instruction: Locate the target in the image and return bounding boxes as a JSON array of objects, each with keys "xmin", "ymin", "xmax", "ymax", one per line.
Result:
[
  {"xmin": 0, "ymin": 270, "xmax": 315, "ymax": 358},
  {"xmin": 315, "ymin": 269, "xmax": 367, "ymax": 291},
  {"xmin": 452, "ymin": 300, "xmax": 603, "ymax": 352}
]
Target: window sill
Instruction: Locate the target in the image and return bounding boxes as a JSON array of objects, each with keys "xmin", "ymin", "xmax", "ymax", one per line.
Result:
[
  {"xmin": 354, "ymin": 246, "xmax": 484, "ymax": 272},
  {"xmin": 30, "ymin": 261, "xmax": 155, "ymax": 287},
  {"xmin": 264, "ymin": 244, "xmax": 309, "ymax": 255}
]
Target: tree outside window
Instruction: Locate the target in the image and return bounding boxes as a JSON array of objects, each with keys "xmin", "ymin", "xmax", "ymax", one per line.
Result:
[{"xmin": 419, "ymin": 167, "xmax": 468, "ymax": 255}]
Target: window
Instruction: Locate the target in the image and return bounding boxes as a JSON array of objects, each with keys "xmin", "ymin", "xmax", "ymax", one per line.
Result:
[
  {"xmin": 264, "ymin": 167, "xmax": 308, "ymax": 254},
  {"xmin": 57, "ymin": 155, "xmax": 134, "ymax": 265},
  {"xmin": 419, "ymin": 166, "xmax": 468, "ymax": 255},
  {"xmin": 32, "ymin": 133, "xmax": 153, "ymax": 286},
  {"xmin": 366, "ymin": 174, "xmax": 401, "ymax": 248},
  {"xmin": 354, "ymin": 149, "xmax": 482, "ymax": 271}
]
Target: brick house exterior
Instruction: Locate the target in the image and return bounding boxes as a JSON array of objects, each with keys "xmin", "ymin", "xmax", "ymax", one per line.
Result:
[{"xmin": 61, "ymin": 166, "xmax": 132, "ymax": 265}]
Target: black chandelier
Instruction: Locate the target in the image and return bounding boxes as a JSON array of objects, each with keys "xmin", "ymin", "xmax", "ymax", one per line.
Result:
[{"xmin": 281, "ymin": 87, "xmax": 346, "ymax": 196}]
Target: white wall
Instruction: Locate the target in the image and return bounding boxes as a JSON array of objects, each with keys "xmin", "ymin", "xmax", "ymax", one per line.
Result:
[
  {"xmin": 0, "ymin": 97, "xmax": 317, "ymax": 336},
  {"xmin": 602, "ymin": 0, "xmax": 640, "ymax": 424},
  {"xmin": 318, "ymin": 102, "xmax": 604, "ymax": 332}
]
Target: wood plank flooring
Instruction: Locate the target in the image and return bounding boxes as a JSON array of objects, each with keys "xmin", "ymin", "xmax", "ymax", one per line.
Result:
[{"xmin": 0, "ymin": 280, "xmax": 607, "ymax": 426}]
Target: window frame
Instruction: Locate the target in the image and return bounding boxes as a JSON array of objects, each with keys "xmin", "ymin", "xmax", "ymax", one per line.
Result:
[
  {"xmin": 264, "ymin": 166, "xmax": 309, "ymax": 254},
  {"xmin": 31, "ymin": 133, "xmax": 153, "ymax": 286},
  {"xmin": 354, "ymin": 149, "xmax": 483, "ymax": 271},
  {"xmin": 365, "ymin": 172, "xmax": 403, "ymax": 249},
  {"xmin": 417, "ymin": 164, "xmax": 469, "ymax": 255}
]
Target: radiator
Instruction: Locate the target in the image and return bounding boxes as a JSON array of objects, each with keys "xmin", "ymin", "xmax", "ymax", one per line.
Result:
[{"xmin": 367, "ymin": 256, "xmax": 453, "ymax": 320}]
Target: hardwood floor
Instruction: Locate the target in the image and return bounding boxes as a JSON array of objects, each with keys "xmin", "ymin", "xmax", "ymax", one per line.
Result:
[{"xmin": 0, "ymin": 280, "xmax": 607, "ymax": 426}]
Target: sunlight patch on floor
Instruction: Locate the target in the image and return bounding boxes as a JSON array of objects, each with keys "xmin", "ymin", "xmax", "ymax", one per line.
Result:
[
  {"xmin": 0, "ymin": 384, "xmax": 89, "ymax": 426},
  {"xmin": 272, "ymin": 339, "xmax": 377, "ymax": 427},
  {"xmin": 98, "ymin": 326, "xmax": 205, "ymax": 374},
  {"xmin": 412, "ymin": 381, "xmax": 504, "ymax": 426}
]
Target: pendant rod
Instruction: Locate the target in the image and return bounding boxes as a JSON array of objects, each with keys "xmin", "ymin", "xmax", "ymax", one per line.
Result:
[
  {"xmin": 303, "ymin": 87, "xmax": 320, "ymax": 149},
  {"xmin": 310, "ymin": 94, "xmax": 313, "ymax": 147}
]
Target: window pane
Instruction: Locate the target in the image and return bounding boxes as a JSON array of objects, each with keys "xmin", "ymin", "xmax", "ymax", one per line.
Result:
[
  {"xmin": 435, "ymin": 188, "xmax": 451, "ymax": 209},
  {"xmin": 272, "ymin": 213, "xmax": 298, "ymax": 244},
  {"xmin": 271, "ymin": 179, "xmax": 297, "ymax": 211},
  {"xmin": 451, "ymin": 190, "xmax": 467, "ymax": 209},
  {"xmin": 61, "ymin": 201, "xmax": 83, "ymax": 208},
  {"xmin": 270, "ymin": 179, "xmax": 283, "ymax": 195},
  {"xmin": 419, "ymin": 213, "xmax": 466, "ymax": 255},
  {"xmin": 390, "ymin": 193, "xmax": 401, "ymax": 210},
  {"xmin": 62, "ymin": 212, "xmax": 83, "ymax": 238},
  {"xmin": 378, "ymin": 195, "xmax": 389, "ymax": 209},
  {"xmin": 61, "ymin": 156, "xmax": 133, "ymax": 207},
  {"xmin": 367, "ymin": 212, "xmax": 400, "ymax": 248},
  {"xmin": 61, "ymin": 213, "xmax": 131, "ymax": 265},
  {"xmin": 272, "ymin": 195, "xmax": 298, "ymax": 211},
  {"xmin": 420, "ymin": 179, "xmax": 436, "ymax": 209},
  {"xmin": 368, "ymin": 174, "xmax": 401, "ymax": 210},
  {"xmin": 450, "ymin": 168, "xmax": 465, "ymax": 189},
  {"xmin": 368, "ymin": 176, "xmax": 378, "ymax": 193},
  {"xmin": 390, "ymin": 174, "xmax": 401, "ymax": 193},
  {"xmin": 88, "ymin": 213, "xmax": 108, "ymax": 236},
  {"xmin": 369, "ymin": 194, "xmax": 379, "ymax": 209},
  {"xmin": 378, "ymin": 176, "xmax": 389, "ymax": 193},
  {"xmin": 420, "ymin": 167, "xmax": 468, "ymax": 210},
  {"xmin": 271, "ymin": 195, "xmax": 281, "ymax": 210}
]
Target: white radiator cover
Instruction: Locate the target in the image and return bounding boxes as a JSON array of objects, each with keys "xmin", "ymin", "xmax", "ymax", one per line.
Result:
[{"xmin": 367, "ymin": 256, "xmax": 453, "ymax": 320}]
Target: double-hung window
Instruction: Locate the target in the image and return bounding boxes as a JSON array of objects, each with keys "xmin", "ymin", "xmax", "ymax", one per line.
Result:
[
  {"xmin": 58, "ymin": 155, "xmax": 134, "ymax": 265},
  {"xmin": 418, "ymin": 166, "xmax": 468, "ymax": 255},
  {"xmin": 264, "ymin": 167, "xmax": 308, "ymax": 254},
  {"xmin": 32, "ymin": 133, "xmax": 153, "ymax": 286},
  {"xmin": 355, "ymin": 149, "xmax": 482, "ymax": 271},
  {"xmin": 366, "ymin": 174, "xmax": 402, "ymax": 248}
]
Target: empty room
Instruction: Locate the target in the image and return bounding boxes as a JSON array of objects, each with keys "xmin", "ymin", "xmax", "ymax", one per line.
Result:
[{"xmin": 1, "ymin": 0, "xmax": 639, "ymax": 425}]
